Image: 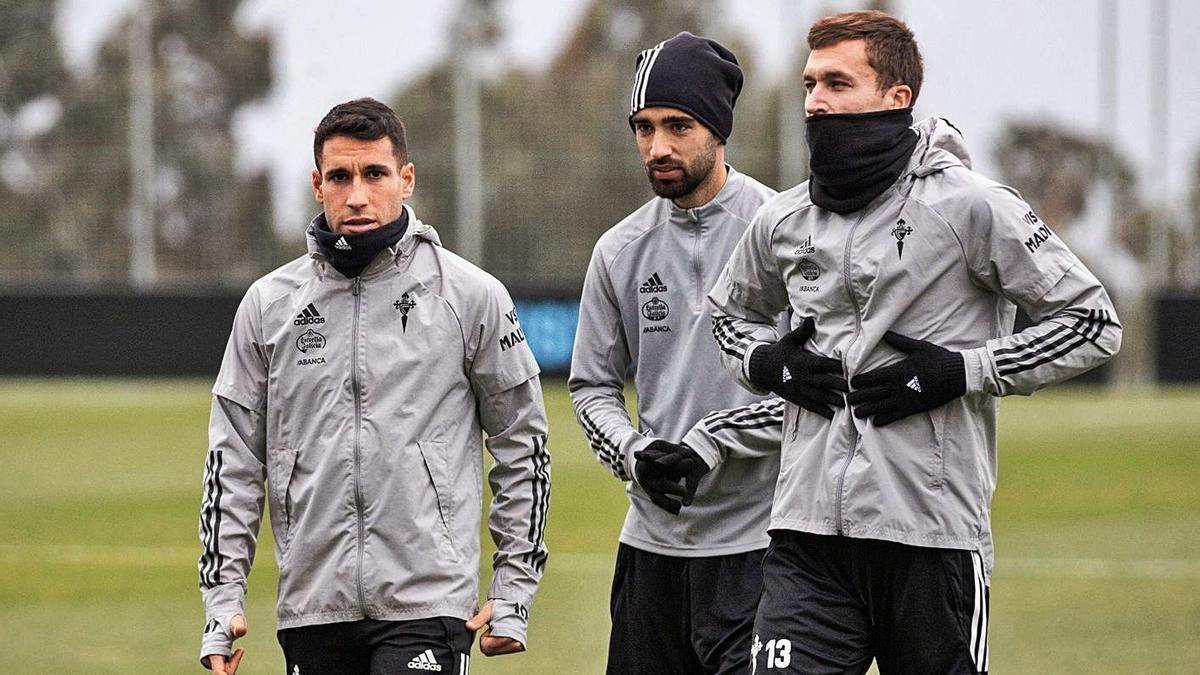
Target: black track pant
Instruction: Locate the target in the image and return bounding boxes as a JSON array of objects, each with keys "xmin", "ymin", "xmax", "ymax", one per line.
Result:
[
  {"xmin": 607, "ymin": 543, "xmax": 766, "ymax": 675},
  {"xmin": 751, "ymin": 531, "xmax": 989, "ymax": 675},
  {"xmin": 277, "ymin": 616, "xmax": 473, "ymax": 675}
]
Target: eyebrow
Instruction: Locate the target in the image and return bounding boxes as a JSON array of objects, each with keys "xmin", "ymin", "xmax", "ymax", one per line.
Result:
[
  {"xmin": 806, "ymin": 68, "xmax": 855, "ymax": 82},
  {"xmin": 631, "ymin": 114, "xmax": 697, "ymax": 126},
  {"xmin": 323, "ymin": 163, "xmax": 393, "ymax": 180}
]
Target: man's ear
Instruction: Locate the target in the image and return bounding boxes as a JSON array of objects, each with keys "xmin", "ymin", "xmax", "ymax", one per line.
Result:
[
  {"xmin": 400, "ymin": 162, "xmax": 415, "ymax": 200},
  {"xmin": 311, "ymin": 169, "xmax": 323, "ymax": 203},
  {"xmin": 888, "ymin": 84, "xmax": 913, "ymax": 110}
]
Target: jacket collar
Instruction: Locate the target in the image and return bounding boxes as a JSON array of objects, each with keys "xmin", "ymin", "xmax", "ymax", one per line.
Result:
[
  {"xmin": 906, "ymin": 117, "xmax": 973, "ymax": 178},
  {"xmin": 305, "ymin": 204, "xmax": 440, "ymax": 278},
  {"xmin": 667, "ymin": 164, "xmax": 745, "ymax": 225}
]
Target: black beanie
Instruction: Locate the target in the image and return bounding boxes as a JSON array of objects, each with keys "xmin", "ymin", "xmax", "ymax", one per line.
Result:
[{"xmin": 628, "ymin": 31, "xmax": 743, "ymax": 143}]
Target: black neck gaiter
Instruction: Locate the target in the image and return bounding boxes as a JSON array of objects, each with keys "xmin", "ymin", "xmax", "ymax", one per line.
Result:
[
  {"xmin": 806, "ymin": 108, "xmax": 919, "ymax": 214},
  {"xmin": 312, "ymin": 209, "xmax": 409, "ymax": 279}
]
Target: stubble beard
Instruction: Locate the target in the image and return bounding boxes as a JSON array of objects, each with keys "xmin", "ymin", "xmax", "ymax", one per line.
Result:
[{"xmin": 645, "ymin": 139, "xmax": 719, "ymax": 201}]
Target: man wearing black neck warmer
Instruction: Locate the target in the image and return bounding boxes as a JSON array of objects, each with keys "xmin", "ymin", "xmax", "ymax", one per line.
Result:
[
  {"xmin": 198, "ymin": 98, "xmax": 550, "ymax": 675},
  {"xmin": 706, "ymin": 10, "xmax": 1120, "ymax": 675}
]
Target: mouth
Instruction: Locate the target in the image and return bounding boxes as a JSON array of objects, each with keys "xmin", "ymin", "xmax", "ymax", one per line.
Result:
[
  {"xmin": 339, "ymin": 218, "xmax": 377, "ymax": 234},
  {"xmin": 649, "ymin": 165, "xmax": 683, "ymax": 180}
]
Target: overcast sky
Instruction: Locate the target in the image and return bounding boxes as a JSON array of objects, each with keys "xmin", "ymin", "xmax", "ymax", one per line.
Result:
[{"xmin": 56, "ymin": 0, "xmax": 1200, "ymax": 233}]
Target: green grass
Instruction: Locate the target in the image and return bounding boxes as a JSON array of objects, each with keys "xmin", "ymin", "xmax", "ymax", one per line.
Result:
[{"xmin": 0, "ymin": 379, "xmax": 1197, "ymax": 673}]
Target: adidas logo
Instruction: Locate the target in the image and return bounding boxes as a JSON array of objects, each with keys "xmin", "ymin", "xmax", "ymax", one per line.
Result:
[
  {"xmin": 794, "ymin": 234, "xmax": 816, "ymax": 256},
  {"xmin": 293, "ymin": 303, "xmax": 326, "ymax": 326},
  {"xmin": 334, "ymin": 236, "xmax": 351, "ymax": 250},
  {"xmin": 906, "ymin": 376, "xmax": 922, "ymax": 393},
  {"xmin": 781, "ymin": 366, "xmax": 793, "ymax": 382},
  {"xmin": 639, "ymin": 272, "xmax": 668, "ymax": 293},
  {"xmin": 406, "ymin": 649, "xmax": 443, "ymax": 671}
]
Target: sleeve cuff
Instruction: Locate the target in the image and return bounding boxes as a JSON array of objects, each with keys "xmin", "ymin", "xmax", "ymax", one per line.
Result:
[
  {"xmin": 681, "ymin": 424, "xmax": 721, "ymax": 470},
  {"xmin": 199, "ymin": 614, "xmax": 239, "ymax": 668},
  {"xmin": 622, "ymin": 434, "xmax": 654, "ymax": 485},
  {"xmin": 485, "ymin": 599, "xmax": 529, "ymax": 646},
  {"xmin": 962, "ymin": 346, "xmax": 996, "ymax": 396},
  {"xmin": 742, "ymin": 342, "xmax": 772, "ymax": 395}
]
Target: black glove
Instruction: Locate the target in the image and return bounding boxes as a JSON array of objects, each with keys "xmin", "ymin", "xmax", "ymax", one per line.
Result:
[
  {"xmin": 748, "ymin": 317, "xmax": 847, "ymax": 419},
  {"xmin": 634, "ymin": 441, "xmax": 710, "ymax": 515},
  {"xmin": 847, "ymin": 331, "xmax": 966, "ymax": 426}
]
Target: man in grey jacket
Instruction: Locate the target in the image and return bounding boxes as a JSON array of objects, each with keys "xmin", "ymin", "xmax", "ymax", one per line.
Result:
[
  {"xmin": 198, "ymin": 98, "xmax": 549, "ymax": 675},
  {"xmin": 704, "ymin": 11, "xmax": 1121, "ymax": 675},
  {"xmin": 569, "ymin": 32, "xmax": 784, "ymax": 675}
]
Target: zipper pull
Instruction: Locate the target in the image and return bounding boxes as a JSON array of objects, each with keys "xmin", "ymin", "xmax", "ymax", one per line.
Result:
[{"xmin": 352, "ymin": 277, "xmax": 361, "ymax": 296}]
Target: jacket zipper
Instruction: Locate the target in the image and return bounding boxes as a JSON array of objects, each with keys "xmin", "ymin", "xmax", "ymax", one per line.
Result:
[
  {"xmin": 691, "ymin": 212, "xmax": 703, "ymax": 312},
  {"xmin": 834, "ymin": 211, "xmax": 868, "ymax": 536},
  {"xmin": 351, "ymin": 275, "xmax": 368, "ymax": 614}
]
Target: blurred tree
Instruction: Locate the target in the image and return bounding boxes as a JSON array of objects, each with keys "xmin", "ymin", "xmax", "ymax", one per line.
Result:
[
  {"xmin": 392, "ymin": 0, "xmax": 778, "ymax": 295},
  {"xmin": 994, "ymin": 121, "xmax": 1137, "ymax": 234},
  {"xmin": 0, "ymin": 0, "xmax": 279, "ymax": 286},
  {"xmin": 0, "ymin": 0, "xmax": 67, "ymax": 277}
]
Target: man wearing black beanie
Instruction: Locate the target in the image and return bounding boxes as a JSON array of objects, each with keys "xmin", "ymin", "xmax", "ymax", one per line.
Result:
[
  {"xmin": 705, "ymin": 10, "xmax": 1121, "ymax": 674},
  {"xmin": 570, "ymin": 31, "xmax": 786, "ymax": 675}
]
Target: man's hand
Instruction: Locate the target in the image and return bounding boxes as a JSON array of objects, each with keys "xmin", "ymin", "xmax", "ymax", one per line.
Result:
[
  {"xmin": 202, "ymin": 614, "xmax": 247, "ymax": 674},
  {"xmin": 466, "ymin": 601, "xmax": 526, "ymax": 657},
  {"xmin": 634, "ymin": 441, "xmax": 710, "ymax": 514},
  {"xmin": 748, "ymin": 317, "xmax": 847, "ymax": 419},
  {"xmin": 847, "ymin": 331, "xmax": 966, "ymax": 426}
]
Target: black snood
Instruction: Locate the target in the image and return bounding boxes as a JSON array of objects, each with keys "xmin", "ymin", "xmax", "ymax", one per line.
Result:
[
  {"xmin": 806, "ymin": 108, "xmax": 919, "ymax": 214},
  {"xmin": 312, "ymin": 209, "xmax": 408, "ymax": 279}
]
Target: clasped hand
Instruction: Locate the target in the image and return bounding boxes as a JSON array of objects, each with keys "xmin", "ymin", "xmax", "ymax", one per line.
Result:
[
  {"xmin": 749, "ymin": 321, "xmax": 966, "ymax": 426},
  {"xmin": 634, "ymin": 441, "xmax": 709, "ymax": 514}
]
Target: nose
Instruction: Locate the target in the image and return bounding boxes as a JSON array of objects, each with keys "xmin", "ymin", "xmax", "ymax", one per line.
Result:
[
  {"xmin": 347, "ymin": 177, "xmax": 368, "ymax": 208},
  {"xmin": 647, "ymin": 130, "xmax": 673, "ymax": 162},
  {"xmin": 804, "ymin": 85, "xmax": 828, "ymax": 117}
]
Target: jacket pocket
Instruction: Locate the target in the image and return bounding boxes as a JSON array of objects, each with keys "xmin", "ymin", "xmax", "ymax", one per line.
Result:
[
  {"xmin": 417, "ymin": 440, "xmax": 462, "ymax": 564},
  {"xmin": 267, "ymin": 447, "xmax": 299, "ymax": 554},
  {"xmin": 928, "ymin": 407, "xmax": 947, "ymax": 490}
]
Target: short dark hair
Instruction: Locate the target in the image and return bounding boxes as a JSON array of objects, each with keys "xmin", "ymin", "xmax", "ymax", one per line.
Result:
[
  {"xmin": 808, "ymin": 10, "xmax": 924, "ymax": 104},
  {"xmin": 313, "ymin": 97, "xmax": 408, "ymax": 168}
]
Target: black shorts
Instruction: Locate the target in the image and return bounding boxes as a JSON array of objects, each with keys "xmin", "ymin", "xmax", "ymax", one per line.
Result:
[
  {"xmin": 751, "ymin": 531, "xmax": 989, "ymax": 675},
  {"xmin": 277, "ymin": 616, "xmax": 473, "ymax": 675},
  {"xmin": 607, "ymin": 543, "xmax": 765, "ymax": 675}
]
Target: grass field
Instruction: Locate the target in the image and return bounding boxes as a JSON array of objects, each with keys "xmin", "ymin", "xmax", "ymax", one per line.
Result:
[{"xmin": 0, "ymin": 378, "xmax": 1197, "ymax": 674}]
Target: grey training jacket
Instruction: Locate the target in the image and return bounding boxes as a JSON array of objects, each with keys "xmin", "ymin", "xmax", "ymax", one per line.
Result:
[
  {"xmin": 570, "ymin": 167, "xmax": 785, "ymax": 557},
  {"xmin": 710, "ymin": 119, "xmax": 1121, "ymax": 578},
  {"xmin": 198, "ymin": 206, "xmax": 549, "ymax": 654}
]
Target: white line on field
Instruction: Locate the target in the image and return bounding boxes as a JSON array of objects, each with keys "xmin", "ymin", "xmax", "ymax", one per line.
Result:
[
  {"xmin": 1, "ymin": 545, "xmax": 1197, "ymax": 580},
  {"xmin": 0, "ymin": 543, "xmax": 197, "ymax": 566},
  {"xmin": 998, "ymin": 557, "xmax": 1200, "ymax": 580}
]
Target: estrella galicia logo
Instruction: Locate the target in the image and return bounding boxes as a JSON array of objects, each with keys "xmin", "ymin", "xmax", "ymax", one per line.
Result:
[
  {"xmin": 641, "ymin": 297, "xmax": 669, "ymax": 322},
  {"xmin": 393, "ymin": 292, "xmax": 417, "ymax": 331},
  {"xmin": 891, "ymin": 218, "xmax": 913, "ymax": 259},
  {"xmin": 798, "ymin": 260, "xmax": 821, "ymax": 281},
  {"xmin": 793, "ymin": 234, "xmax": 815, "ymax": 257},
  {"xmin": 296, "ymin": 329, "xmax": 326, "ymax": 353}
]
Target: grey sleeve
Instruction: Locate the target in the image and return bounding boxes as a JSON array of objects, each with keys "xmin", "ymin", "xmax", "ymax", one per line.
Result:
[
  {"xmin": 199, "ymin": 396, "xmax": 266, "ymax": 665},
  {"xmin": 952, "ymin": 185, "xmax": 1122, "ymax": 396},
  {"xmin": 198, "ymin": 288, "xmax": 269, "ymax": 664},
  {"xmin": 568, "ymin": 243, "xmax": 650, "ymax": 481},
  {"xmin": 478, "ymin": 375, "xmax": 549, "ymax": 645},
  {"xmin": 682, "ymin": 397, "xmax": 785, "ymax": 469},
  {"xmin": 463, "ymin": 277, "xmax": 548, "ymax": 637},
  {"xmin": 708, "ymin": 210, "xmax": 792, "ymax": 392}
]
